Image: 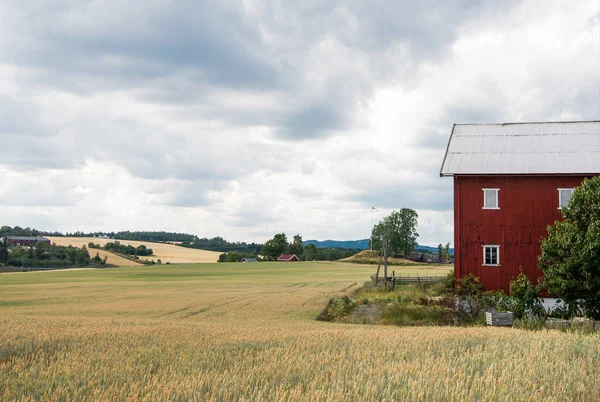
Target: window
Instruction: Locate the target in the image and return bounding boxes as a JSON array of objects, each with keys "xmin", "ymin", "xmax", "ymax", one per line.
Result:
[
  {"xmin": 558, "ymin": 188, "xmax": 574, "ymax": 209},
  {"xmin": 483, "ymin": 189, "xmax": 499, "ymax": 209},
  {"xmin": 483, "ymin": 245, "xmax": 500, "ymax": 266}
]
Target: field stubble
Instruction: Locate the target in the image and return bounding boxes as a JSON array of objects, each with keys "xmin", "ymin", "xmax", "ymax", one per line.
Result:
[
  {"xmin": 1, "ymin": 262, "xmax": 599, "ymax": 401},
  {"xmin": 47, "ymin": 237, "xmax": 222, "ymax": 264}
]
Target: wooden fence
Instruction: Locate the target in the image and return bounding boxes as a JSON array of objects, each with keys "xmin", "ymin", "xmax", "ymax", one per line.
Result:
[{"xmin": 371, "ymin": 274, "xmax": 447, "ymax": 286}]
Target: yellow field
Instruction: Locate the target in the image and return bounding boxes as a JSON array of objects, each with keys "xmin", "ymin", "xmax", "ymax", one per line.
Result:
[
  {"xmin": 85, "ymin": 247, "xmax": 143, "ymax": 266},
  {"xmin": 1, "ymin": 262, "xmax": 599, "ymax": 401},
  {"xmin": 47, "ymin": 237, "xmax": 222, "ymax": 264}
]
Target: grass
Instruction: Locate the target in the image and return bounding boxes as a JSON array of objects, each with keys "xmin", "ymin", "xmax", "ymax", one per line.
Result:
[
  {"xmin": 341, "ymin": 249, "xmax": 452, "ymax": 267},
  {"xmin": 2, "ymin": 262, "xmax": 600, "ymax": 401},
  {"xmin": 321, "ymin": 279, "xmax": 455, "ymax": 326}
]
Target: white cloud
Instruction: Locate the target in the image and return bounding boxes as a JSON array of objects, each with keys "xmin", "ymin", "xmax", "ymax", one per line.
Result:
[{"xmin": 0, "ymin": 0, "xmax": 598, "ymax": 246}]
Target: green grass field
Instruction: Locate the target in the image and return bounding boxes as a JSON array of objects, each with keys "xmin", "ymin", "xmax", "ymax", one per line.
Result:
[{"xmin": 2, "ymin": 262, "xmax": 599, "ymax": 401}]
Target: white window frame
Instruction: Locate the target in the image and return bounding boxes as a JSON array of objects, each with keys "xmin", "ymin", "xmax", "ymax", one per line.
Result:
[
  {"xmin": 482, "ymin": 188, "xmax": 500, "ymax": 210},
  {"xmin": 557, "ymin": 188, "xmax": 574, "ymax": 210},
  {"xmin": 482, "ymin": 245, "xmax": 500, "ymax": 266}
]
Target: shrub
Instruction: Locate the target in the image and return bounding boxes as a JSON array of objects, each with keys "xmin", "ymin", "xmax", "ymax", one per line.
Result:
[
  {"xmin": 318, "ymin": 296, "xmax": 357, "ymax": 321},
  {"xmin": 550, "ymin": 299, "xmax": 575, "ymax": 319},
  {"xmin": 454, "ymin": 274, "xmax": 485, "ymax": 323},
  {"xmin": 483, "ymin": 290, "xmax": 514, "ymax": 312},
  {"xmin": 509, "ymin": 271, "xmax": 545, "ymax": 319}
]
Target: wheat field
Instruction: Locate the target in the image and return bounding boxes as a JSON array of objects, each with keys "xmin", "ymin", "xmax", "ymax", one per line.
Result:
[
  {"xmin": 1, "ymin": 262, "xmax": 599, "ymax": 401},
  {"xmin": 47, "ymin": 237, "xmax": 222, "ymax": 264}
]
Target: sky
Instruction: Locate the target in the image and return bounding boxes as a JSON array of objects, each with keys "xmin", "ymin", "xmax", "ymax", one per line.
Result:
[{"xmin": 0, "ymin": 0, "xmax": 599, "ymax": 246}]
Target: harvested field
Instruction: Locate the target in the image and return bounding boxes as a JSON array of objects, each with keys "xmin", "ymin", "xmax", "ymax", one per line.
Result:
[
  {"xmin": 87, "ymin": 248, "xmax": 142, "ymax": 267},
  {"xmin": 47, "ymin": 237, "xmax": 221, "ymax": 264}
]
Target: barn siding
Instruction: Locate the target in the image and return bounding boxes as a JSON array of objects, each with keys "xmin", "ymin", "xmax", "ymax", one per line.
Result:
[{"xmin": 454, "ymin": 175, "xmax": 594, "ymax": 293}]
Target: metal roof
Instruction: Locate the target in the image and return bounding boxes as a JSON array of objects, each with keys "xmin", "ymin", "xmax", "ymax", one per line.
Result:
[
  {"xmin": 440, "ymin": 121, "xmax": 600, "ymax": 176},
  {"xmin": 6, "ymin": 236, "xmax": 50, "ymax": 241}
]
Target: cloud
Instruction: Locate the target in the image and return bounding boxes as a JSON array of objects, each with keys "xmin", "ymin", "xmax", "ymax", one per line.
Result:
[{"xmin": 0, "ymin": 0, "xmax": 598, "ymax": 245}]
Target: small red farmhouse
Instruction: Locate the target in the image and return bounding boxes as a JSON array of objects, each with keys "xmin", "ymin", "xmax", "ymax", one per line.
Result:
[
  {"xmin": 440, "ymin": 121, "xmax": 600, "ymax": 293},
  {"xmin": 277, "ymin": 254, "xmax": 299, "ymax": 262}
]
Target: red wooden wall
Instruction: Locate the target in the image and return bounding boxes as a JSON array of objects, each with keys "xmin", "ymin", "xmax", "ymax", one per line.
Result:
[{"xmin": 453, "ymin": 175, "xmax": 593, "ymax": 293}]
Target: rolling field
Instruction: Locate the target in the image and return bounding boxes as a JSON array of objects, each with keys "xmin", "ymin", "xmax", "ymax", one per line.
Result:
[
  {"xmin": 83, "ymin": 247, "xmax": 143, "ymax": 267},
  {"xmin": 1, "ymin": 262, "xmax": 599, "ymax": 401},
  {"xmin": 47, "ymin": 237, "xmax": 222, "ymax": 264}
]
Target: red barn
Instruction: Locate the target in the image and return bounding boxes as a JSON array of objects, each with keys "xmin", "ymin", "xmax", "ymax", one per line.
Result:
[
  {"xmin": 440, "ymin": 121, "xmax": 600, "ymax": 293},
  {"xmin": 277, "ymin": 254, "xmax": 300, "ymax": 262},
  {"xmin": 6, "ymin": 236, "xmax": 51, "ymax": 247}
]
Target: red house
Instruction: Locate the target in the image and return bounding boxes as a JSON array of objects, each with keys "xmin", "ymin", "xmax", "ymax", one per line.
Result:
[
  {"xmin": 440, "ymin": 121, "xmax": 600, "ymax": 293},
  {"xmin": 277, "ymin": 254, "xmax": 300, "ymax": 262},
  {"xmin": 6, "ymin": 236, "xmax": 51, "ymax": 247}
]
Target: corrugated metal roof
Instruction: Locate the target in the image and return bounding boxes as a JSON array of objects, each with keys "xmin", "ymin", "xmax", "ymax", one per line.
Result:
[
  {"xmin": 440, "ymin": 121, "xmax": 600, "ymax": 175},
  {"xmin": 6, "ymin": 236, "xmax": 50, "ymax": 241}
]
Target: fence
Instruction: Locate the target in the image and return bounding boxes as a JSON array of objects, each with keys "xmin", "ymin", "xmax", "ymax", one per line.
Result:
[{"xmin": 371, "ymin": 274, "xmax": 447, "ymax": 286}]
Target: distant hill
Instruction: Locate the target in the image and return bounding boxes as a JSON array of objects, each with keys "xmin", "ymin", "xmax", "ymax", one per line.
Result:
[
  {"xmin": 303, "ymin": 239, "xmax": 369, "ymax": 249},
  {"xmin": 415, "ymin": 245, "xmax": 455, "ymax": 256},
  {"xmin": 303, "ymin": 239, "xmax": 454, "ymax": 255}
]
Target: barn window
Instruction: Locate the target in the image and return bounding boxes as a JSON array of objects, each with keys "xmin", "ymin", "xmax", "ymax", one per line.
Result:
[
  {"xmin": 482, "ymin": 189, "xmax": 499, "ymax": 209},
  {"xmin": 483, "ymin": 245, "xmax": 500, "ymax": 266},
  {"xmin": 558, "ymin": 188, "xmax": 574, "ymax": 209}
]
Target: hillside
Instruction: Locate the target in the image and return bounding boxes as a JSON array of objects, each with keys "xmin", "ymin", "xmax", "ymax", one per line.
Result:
[
  {"xmin": 415, "ymin": 245, "xmax": 455, "ymax": 256},
  {"xmin": 47, "ymin": 237, "xmax": 221, "ymax": 264},
  {"xmin": 303, "ymin": 239, "xmax": 369, "ymax": 249},
  {"xmin": 303, "ymin": 239, "xmax": 454, "ymax": 256},
  {"xmin": 342, "ymin": 250, "xmax": 445, "ymax": 266}
]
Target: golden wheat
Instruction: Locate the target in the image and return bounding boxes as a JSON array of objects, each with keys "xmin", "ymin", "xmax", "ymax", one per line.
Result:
[
  {"xmin": 47, "ymin": 237, "xmax": 222, "ymax": 264},
  {"xmin": 1, "ymin": 262, "xmax": 597, "ymax": 401}
]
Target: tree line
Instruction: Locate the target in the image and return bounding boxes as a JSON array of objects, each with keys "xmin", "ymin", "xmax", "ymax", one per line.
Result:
[
  {"xmin": 0, "ymin": 239, "xmax": 104, "ymax": 267},
  {"xmin": 89, "ymin": 241, "xmax": 153, "ymax": 257},
  {"xmin": 218, "ymin": 233, "xmax": 361, "ymax": 262},
  {"xmin": 182, "ymin": 237, "xmax": 262, "ymax": 253}
]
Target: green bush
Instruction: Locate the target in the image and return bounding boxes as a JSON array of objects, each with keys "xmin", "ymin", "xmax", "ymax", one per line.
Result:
[{"xmin": 509, "ymin": 271, "xmax": 545, "ymax": 319}]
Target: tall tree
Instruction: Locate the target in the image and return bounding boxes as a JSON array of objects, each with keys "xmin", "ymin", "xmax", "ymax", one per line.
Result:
[
  {"xmin": 288, "ymin": 234, "xmax": 304, "ymax": 256},
  {"xmin": 370, "ymin": 209, "xmax": 419, "ymax": 256},
  {"xmin": 0, "ymin": 236, "xmax": 8, "ymax": 265},
  {"xmin": 539, "ymin": 176, "xmax": 600, "ymax": 319},
  {"xmin": 261, "ymin": 233, "xmax": 288, "ymax": 260},
  {"xmin": 304, "ymin": 243, "xmax": 317, "ymax": 261},
  {"xmin": 444, "ymin": 242, "xmax": 451, "ymax": 262}
]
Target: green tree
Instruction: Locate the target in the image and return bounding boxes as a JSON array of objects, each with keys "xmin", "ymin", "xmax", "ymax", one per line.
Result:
[
  {"xmin": 509, "ymin": 270, "xmax": 545, "ymax": 319},
  {"xmin": 539, "ymin": 176, "xmax": 600, "ymax": 319},
  {"xmin": 304, "ymin": 243, "xmax": 317, "ymax": 261},
  {"xmin": 288, "ymin": 234, "xmax": 304, "ymax": 256},
  {"xmin": 225, "ymin": 251, "xmax": 242, "ymax": 262},
  {"xmin": 370, "ymin": 209, "xmax": 419, "ymax": 256},
  {"xmin": 34, "ymin": 241, "xmax": 49, "ymax": 259},
  {"xmin": 0, "ymin": 237, "xmax": 8, "ymax": 265},
  {"xmin": 261, "ymin": 233, "xmax": 288, "ymax": 260},
  {"xmin": 437, "ymin": 243, "xmax": 443, "ymax": 260},
  {"xmin": 75, "ymin": 245, "xmax": 90, "ymax": 265},
  {"xmin": 443, "ymin": 242, "xmax": 451, "ymax": 262}
]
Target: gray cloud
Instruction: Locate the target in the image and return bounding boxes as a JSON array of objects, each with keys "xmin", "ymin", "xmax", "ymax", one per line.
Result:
[
  {"xmin": 0, "ymin": 0, "xmax": 519, "ymax": 147},
  {"xmin": 0, "ymin": 0, "xmax": 597, "ymax": 243}
]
